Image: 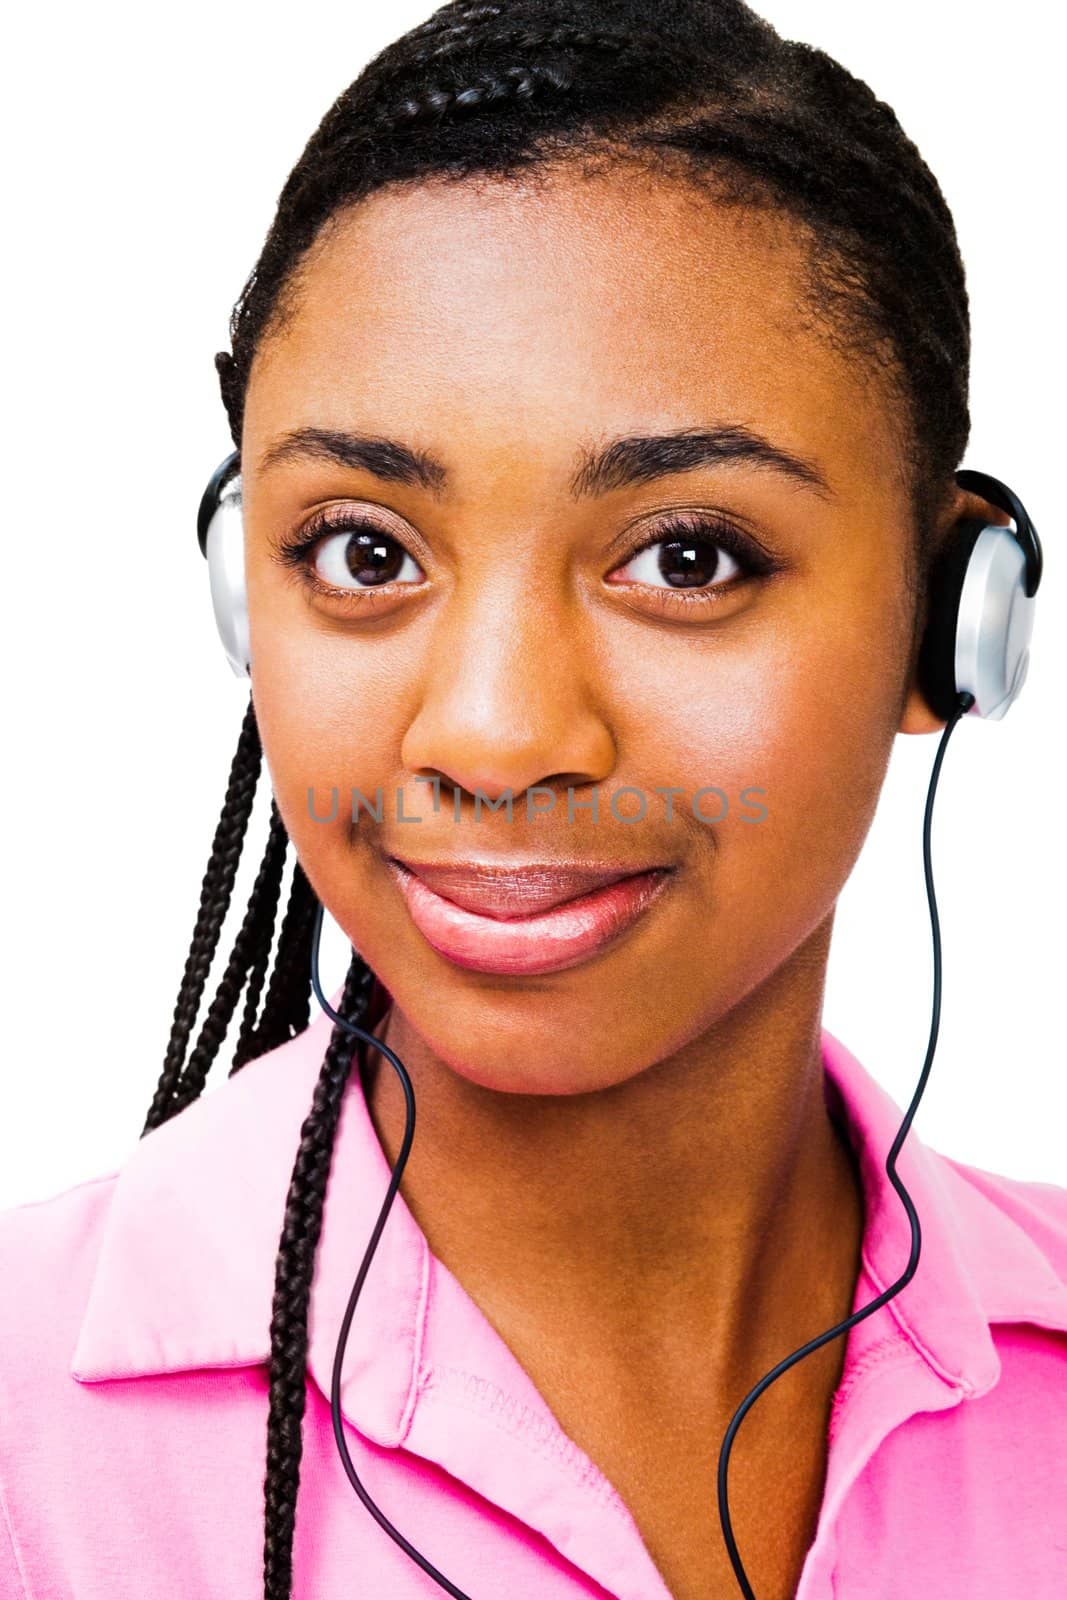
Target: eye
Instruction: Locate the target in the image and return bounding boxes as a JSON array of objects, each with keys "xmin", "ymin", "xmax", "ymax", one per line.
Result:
[
  {"xmin": 273, "ymin": 507, "xmax": 426, "ymax": 594},
  {"xmin": 316, "ymin": 527, "xmax": 424, "ymax": 589},
  {"xmin": 619, "ymin": 535, "xmax": 741, "ymax": 589},
  {"xmin": 607, "ymin": 511, "xmax": 776, "ymax": 598}
]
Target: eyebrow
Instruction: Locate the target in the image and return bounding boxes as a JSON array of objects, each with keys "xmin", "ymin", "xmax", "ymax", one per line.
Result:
[{"xmin": 257, "ymin": 423, "xmax": 832, "ymax": 501}]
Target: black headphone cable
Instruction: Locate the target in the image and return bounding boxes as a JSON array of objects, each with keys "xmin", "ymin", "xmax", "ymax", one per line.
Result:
[{"xmin": 309, "ymin": 688, "xmax": 975, "ymax": 1598}]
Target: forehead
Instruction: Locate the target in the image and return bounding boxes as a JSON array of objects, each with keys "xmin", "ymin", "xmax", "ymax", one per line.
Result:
[{"xmin": 243, "ymin": 165, "xmax": 900, "ymax": 488}]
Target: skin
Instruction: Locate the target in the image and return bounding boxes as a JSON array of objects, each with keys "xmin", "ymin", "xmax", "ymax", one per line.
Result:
[{"xmin": 240, "ymin": 163, "xmax": 1006, "ymax": 1599}]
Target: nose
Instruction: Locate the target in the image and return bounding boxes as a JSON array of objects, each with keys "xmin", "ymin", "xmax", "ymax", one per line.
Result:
[{"xmin": 400, "ymin": 583, "xmax": 616, "ymax": 805}]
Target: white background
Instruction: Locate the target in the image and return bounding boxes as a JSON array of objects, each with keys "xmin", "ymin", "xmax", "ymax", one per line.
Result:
[{"xmin": 1, "ymin": 0, "xmax": 1062, "ymax": 1209}]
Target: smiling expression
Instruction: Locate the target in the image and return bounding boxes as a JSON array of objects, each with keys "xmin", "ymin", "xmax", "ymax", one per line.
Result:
[{"xmin": 238, "ymin": 164, "xmax": 939, "ymax": 1094}]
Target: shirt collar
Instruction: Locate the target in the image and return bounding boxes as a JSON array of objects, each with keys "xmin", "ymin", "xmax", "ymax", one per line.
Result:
[
  {"xmin": 70, "ymin": 987, "xmax": 428, "ymax": 1444},
  {"xmin": 70, "ymin": 1012, "xmax": 1067, "ymax": 1440},
  {"xmin": 820, "ymin": 1030, "xmax": 1067, "ymax": 1395}
]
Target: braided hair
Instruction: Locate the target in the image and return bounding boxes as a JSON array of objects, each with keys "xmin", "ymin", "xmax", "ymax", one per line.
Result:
[{"xmin": 144, "ymin": 2, "xmax": 973, "ymax": 1593}]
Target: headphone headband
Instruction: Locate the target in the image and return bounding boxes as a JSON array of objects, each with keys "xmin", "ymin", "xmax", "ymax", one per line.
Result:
[
  {"xmin": 197, "ymin": 449, "xmax": 240, "ymax": 557},
  {"xmin": 954, "ymin": 467, "xmax": 1042, "ymax": 597}
]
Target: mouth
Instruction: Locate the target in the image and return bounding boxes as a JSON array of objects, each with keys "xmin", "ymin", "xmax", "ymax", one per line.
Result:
[{"xmin": 386, "ymin": 856, "xmax": 674, "ymax": 976}]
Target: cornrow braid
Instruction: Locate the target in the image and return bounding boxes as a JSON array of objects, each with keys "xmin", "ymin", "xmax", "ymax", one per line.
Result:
[
  {"xmin": 181, "ymin": 2, "xmax": 978, "ymax": 1591},
  {"xmin": 355, "ymin": 26, "xmax": 674, "ymax": 140},
  {"xmin": 354, "ymin": 1, "xmax": 509, "ymax": 82},
  {"xmin": 380, "ymin": 59, "xmax": 578, "ymax": 129},
  {"xmin": 318, "ymin": 10, "xmax": 655, "ymax": 116},
  {"xmin": 406, "ymin": 22, "xmax": 675, "ymax": 69}
]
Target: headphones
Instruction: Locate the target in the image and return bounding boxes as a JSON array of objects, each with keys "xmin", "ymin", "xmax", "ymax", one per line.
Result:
[
  {"xmin": 196, "ymin": 452, "xmax": 248, "ymax": 681},
  {"xmin": 196, "ymin": 451, "xmax": 1044, "ymax": 1598},
  {"xmin": 197, "ymin": 451, "xmax": 1043, "ymax": 721}
]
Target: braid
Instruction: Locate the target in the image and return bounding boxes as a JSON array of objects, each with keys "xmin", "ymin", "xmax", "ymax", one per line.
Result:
[
  {"xmin": 189, "ymin": 4, "xmax": 980, "ymax": 1592},
  {"xmin": 166, "ymin": 799, "xmax": 290, "ymax": 1117},
  {"xmin": 234, "ymin": 859, "xmax": 318, "ymax": 1066},
  {"xmin": 145, "ymin": 728, "xmax": 376, "ymax": 1594},
  {"xmin": 142, "ymin": 695, "xmax": 263, "ymax": 1135},
  {"xmin": 229, "ymin": 800, "xmax": 291, "ymax": 1071},
  {"xmin": 262, "ymin": 953, "xmax": 376, "ymax": 1599},
  {"xmin": 360, "ymin": 28, "xmax": 672, "ymax": 138},
  {"xmin": 378, "ymin": 61, "xmax": 577, "ymax": 130},
  {"xmin": 403, "ymin": 23, "xmax": 672, "ymax": 71}
]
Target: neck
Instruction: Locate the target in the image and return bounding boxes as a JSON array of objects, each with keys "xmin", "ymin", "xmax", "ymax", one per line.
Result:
[{"xmin": 358, "ymin": 916, "xmax": 865, "ymax": 1397}]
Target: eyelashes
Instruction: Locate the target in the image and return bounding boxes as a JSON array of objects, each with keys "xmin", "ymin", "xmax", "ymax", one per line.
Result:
[
  {"xmin": 271, "ymin": 504, "xmax": 780, "ymax": 610},
  {"xmin": 273, "ymin": 508, "xmax": 425, "ymax": 592},
  {"xmin": 608, "ymin": 510, "xmax": 778, "ymax": 593}
]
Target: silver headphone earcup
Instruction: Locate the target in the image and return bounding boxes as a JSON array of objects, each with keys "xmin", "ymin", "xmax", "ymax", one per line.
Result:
[
  {"xmin": 954, "ymin": 523, "xmax": 1035, "ymax": 720},
  {"xmin": 204, "ymin": 477, "xmax": 250, "ymax": 679}
]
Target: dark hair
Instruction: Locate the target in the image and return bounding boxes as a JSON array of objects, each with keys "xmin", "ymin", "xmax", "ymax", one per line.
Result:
[{"xmin": 145, "ymin": 2, "xmax": 972, "ymax": 1593}]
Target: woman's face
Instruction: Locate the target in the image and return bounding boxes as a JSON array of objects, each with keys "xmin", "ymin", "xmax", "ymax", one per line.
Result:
[{"xmin": 241, "ymin": 164, "xmax": 941, "ymax": 1095}]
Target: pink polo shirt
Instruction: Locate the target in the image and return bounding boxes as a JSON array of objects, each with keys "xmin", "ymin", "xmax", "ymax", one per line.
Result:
[{"xmin": 1, "ymin": 1007, "xmax": 1065, "ymax": 1599}]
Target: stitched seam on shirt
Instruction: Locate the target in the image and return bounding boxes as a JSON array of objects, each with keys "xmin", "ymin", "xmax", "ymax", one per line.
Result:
[
  {"xmin": 418, "ymin": 1362, "xmax": 632, "ymax": 1518},
  {"xmin": 396, "ymin": 1237, "xmax": 433, "ymax": 1443},
  {"xmin": 828, "ymin": 1335, "xmax": 909, "ymax": 1416},
  {"xmin": 827, "ymin": 1341, "xmax": 922, "ymax": 1445},
  {"xmin": 859, "ymin": 1240, "xmax": 972, "ymax": 1392},
  {"xmin": 828, "ymin": 1522, "xmax": 842, "ymax": 1600}
]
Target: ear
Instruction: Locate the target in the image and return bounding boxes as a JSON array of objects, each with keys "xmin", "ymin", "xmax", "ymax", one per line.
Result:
[{"xmin": 898, "ymin": 482, "xmax": 1015, "ymax": 735}]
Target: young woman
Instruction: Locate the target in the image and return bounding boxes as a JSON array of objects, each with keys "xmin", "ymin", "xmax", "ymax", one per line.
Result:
[{"xmin": 1, "ymin": 2, "xmax": 1063, "ymax": 1598}]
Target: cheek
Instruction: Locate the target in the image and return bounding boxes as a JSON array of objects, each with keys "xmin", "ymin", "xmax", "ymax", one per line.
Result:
[
  {"xmin": 604, "ymin": 559, "xmax": 909, "ymax": 949},
  {"xmin": 247, "ymin": 604, "xmax": 412, "ymax": 888}
]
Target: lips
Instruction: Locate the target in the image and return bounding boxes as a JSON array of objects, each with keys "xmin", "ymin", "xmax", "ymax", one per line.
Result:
[
  {"xmin": 391, "ymin": 859, "xmax": 661, "ymax": 919},
  {"xmin": 386, "ymin": 856, "xmax": 673, "ymax": 976}
]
